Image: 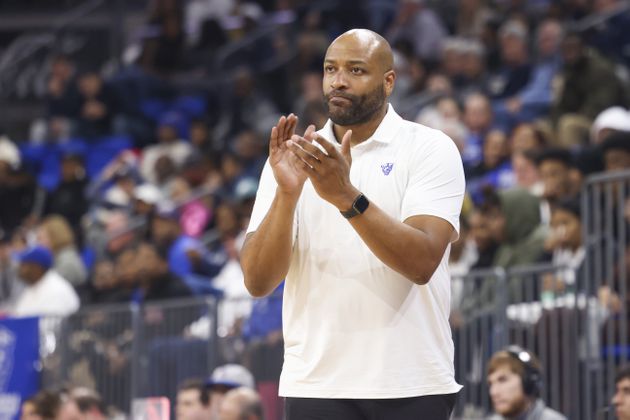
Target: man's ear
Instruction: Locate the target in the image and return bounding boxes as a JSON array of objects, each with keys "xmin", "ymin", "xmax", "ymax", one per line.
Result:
[{"xmin": 384, "ymin": 70, "xmax": 396, "ymax": 97}]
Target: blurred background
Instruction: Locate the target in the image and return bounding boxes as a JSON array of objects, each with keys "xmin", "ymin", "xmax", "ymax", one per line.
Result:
[{"xmin": 0, "ymin": 0, "xmax": 629, "ymax": 419}]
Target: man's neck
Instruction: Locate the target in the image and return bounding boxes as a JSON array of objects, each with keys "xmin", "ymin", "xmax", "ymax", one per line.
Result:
[
  {"xmin": 332, "ymin": 104, "xmax": 388, "ymax": 146},
  {"xmin": 507, "ymin": 398, "xmax": 535, "ymax": 420}
]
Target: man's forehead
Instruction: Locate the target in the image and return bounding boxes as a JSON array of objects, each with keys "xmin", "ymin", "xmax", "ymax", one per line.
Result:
[
  {"xmin": 326, "ymin": 31, "xmax": 385, "ymax": 64},
  {"xmin": 325, "ymin": 43, "xmax": 376, "ymax": 64}
]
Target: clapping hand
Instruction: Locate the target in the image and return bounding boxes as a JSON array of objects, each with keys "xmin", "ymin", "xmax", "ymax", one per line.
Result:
[
  {"xmin": 269, "ymin": 114, "xmax": 316, "ymax": 195},
  {"xmin": 287, "ymin": 129, "xmax": 358, "ymax": 210}
]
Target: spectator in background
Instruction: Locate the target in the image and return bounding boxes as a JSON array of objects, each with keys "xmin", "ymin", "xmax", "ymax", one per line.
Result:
[
  {"xmin": 23, "ymin": 390, "xmax": 62, "ymax": 420},
  {"xmin": 132, "ymin": 183, "xmax": 164, "ymax": 218},
  {"xmin": 141, "ymin": 112, "xmax": 193, "ymax": 185},
  {"xmin": 0, "ymin": 140, "xmax": 38, "ymax": 239},
  {"xmin": 613, "ymin": 365, "xmax": 630, "ymax": 420},
  {"xmin": 543, "ymin": 198, "xmax": 584, "ymax": 294},
  {"xmin": 587, "ymin": 0, "xmax": 630, "ymax": 68},
  {"xmin": 459, "ymin": 39, "xmax": 488, "ymax": 96},
  {"xmin": 455, "ymin": 0, "xmax": 494, "ymax": 38},
  {"xmin": 57, "ymin": 387, "xmax": 107, "ymax": 420},
  {"xmin": 386, "ymin": 0, "xmax": 447, "ymax": 62},
  {"xmin": 486, "ymin": 20, "xmax": 531, "ymax": 101},
  {"xmin": 45, "ymin": 154, "xmax": 88, "ymax": 234},
  {"xmin": 552, "ymin": 31, "xmax": 628, "ymax": 147},
  {"xmin": 12, "ymin": 246, "xmax": 80, "ymax": 317},
  {"xmin": 482, "ymin": 187, "xmax": 548, "ymax": 269},
  {"xmin": 487, "ymin": 346, "xmax": 567, "ymax": 420},
  {"xmin": 512, "ymin": 151, "xmax": 542, "ymax": 196},
  {"xmin": 45, "ymin": 54, "xmax": 79, "ymax": 120},
  {"xmin": 536, "ymin": 148, "xmax": 581, "ymax": 212},
  {"xmin": 590, "ymin": 106, "xmax": 630, "ymax": 145},
  {"xmin": 75, "ymin": 71, "xmax": 118, "ymax": 139},
  {"xmin": 600, "ymin": 130, "xmax": 630, "ymax": 172},
  {"xmin": 175, "ymin": 379, "xmax": 212, "ymax": 420},
  {"xmin": 189, "ymin": 118, "xmax": 217, "ymax": 156},
  {"xmin": 151, "ymin": 206, "xmax": 226, "ymax": 280},
  {"xmin": 232, "ymin": 130, "xmax": 267, "ymax": 179},
  {"xmin": 19, "ymin": 396, "xmax": 40, "ymax": 420},
  {"xmin": 468, "ymin": 209, "xmax": 500, "ymax": 270},
  {"xmin": 467, "ymin": 129, "xmax": 515, "ymax": 201},
  {"xmin": 135, "ymin": 242, "xmax": 192, "ymax": 302},
  {"xmin": 463, "ymin": 92, "xmax": 494, "ymax": 169},
  {"xmin": 510, "ymin": 123, "xmax": 548, "ymax": 155},
  {"xmin": 84, "ymin": 259, "xmax": 126, "ymax": 305},
  {"xmin": 494, "ymin": 19, "xmax": 563, "ymax": 130},
  {"xmin": 219, "ymin": 387, "xmax": 265, "ymax": 420},
  {"xmin": 37, "ymin": 215, "xmax": 87, "ymax": 287},
  {"xmin": 214, "ymin": 67, "xmax": 280, "ymax": 142},
  {"xmin": 206, "ymin": 364, "xmax": 256, "ymax": 420}
]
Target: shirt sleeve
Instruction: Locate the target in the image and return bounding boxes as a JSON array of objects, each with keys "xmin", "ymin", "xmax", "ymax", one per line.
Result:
[{"xmin": 400, "ymin": 132, "xmax": 466, "ymax": 241}]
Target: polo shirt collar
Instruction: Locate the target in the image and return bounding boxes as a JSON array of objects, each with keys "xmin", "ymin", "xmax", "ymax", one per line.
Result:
[{"xmin": 320, "ymin": 103, "xmax": 402, "ymax": 146}]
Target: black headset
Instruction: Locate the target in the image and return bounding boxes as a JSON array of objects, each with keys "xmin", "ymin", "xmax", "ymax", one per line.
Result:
[{"xmin": 503, "ymin": 345, "xmax": 543, "ymax": 397}]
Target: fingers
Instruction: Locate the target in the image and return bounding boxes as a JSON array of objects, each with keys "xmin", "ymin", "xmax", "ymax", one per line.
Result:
[
  {"xmin": 269, "ymin": 125, "xmax": 279, "ymax": 154},
  {"xmin": 303, "ymin": 124, "xmax": 316, "ymax": 141},
  {"xmin": 286, "ymin": 114, "xmax": 298, "ymax": 139},
  {"xmin": 288, "ymin": 137, "xmax": 322, "ymax": 169},
  {"xmin": 271, "ymin": 114, "xmax": 299, "ymax": 153},
  {"xmin": 290, "ymin": 135, "xmax": 327, "ymax": 160},
  {"xmin": 312, "ymin": 134, "xmax": 339, "ymax": 158},
  {"xmin": 341, "ymin": 129, "xmax": 352, "ymax": 164}
]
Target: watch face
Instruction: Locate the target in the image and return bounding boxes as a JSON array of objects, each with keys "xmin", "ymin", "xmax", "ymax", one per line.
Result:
[{"xmin": 354, "ymin": 194, "xmax": 369, "ymax": 213}]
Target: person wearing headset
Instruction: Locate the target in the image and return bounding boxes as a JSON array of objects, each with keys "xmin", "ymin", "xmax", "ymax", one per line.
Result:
[{"xmin": 486, "ymin": 346, "xmax": 567, "ymax": 420}]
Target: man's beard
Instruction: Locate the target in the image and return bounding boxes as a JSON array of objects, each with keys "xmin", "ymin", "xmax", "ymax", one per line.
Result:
[{"xmin": 324, "ymin": 84, "xmax": 386, "ymax": 126}]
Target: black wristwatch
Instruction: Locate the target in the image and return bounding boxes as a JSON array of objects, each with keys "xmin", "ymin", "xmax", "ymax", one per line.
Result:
[{"xmin": 340, "ymin": 193, "xmax": 370, "ymax": 219}]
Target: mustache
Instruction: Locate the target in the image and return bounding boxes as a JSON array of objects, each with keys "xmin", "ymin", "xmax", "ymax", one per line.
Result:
[{"xmin": 325, "ymin": 91, "xmax": 358, "ymax": 101}]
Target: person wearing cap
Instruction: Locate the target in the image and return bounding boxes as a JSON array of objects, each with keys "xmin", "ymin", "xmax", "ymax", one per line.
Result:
[
  {"xmin": 218, "ymin": 387, "xmax": 265, "ymax": 420},
  {"xmin": 12, "ymin": 246, "xmax": 80, "ymax": 317},
  {"xmin": 204, "ymin": 364, "xmax": 255, "ymax": 420},
  {"xmin": 591, "ymin": 107, "xmax": 630, "ymax": 145}
]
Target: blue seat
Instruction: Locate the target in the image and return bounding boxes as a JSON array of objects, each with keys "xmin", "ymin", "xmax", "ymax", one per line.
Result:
[
  {"xmin": 173, "ymin": 95, "xmax": 206, "ymax": 119},
  {"xmin": 85, "ymin": 135, "xmax": 133, "ymax": 178}
]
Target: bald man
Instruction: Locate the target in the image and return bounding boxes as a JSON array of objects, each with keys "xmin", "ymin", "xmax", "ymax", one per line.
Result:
[
  {"xmin": 218, "ymin": 388, "xmax": 264, "ymax": 420},
  {"xmin": 241, "ymin": 29, "xmax": 465, "ymax": 420}
]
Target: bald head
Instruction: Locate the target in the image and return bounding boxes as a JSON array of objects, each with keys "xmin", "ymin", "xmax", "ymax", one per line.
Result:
[
  {"xmin": 327, "ymin": 29, "xmax": 393, "ymax": 73},
  {"xmin": 218, "ymin": 387, "xmax": 264, "ymax": 420}
]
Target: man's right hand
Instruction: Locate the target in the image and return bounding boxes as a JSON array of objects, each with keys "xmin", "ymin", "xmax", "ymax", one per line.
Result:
[{"xmin": 269, "ymin": 114, "xmax": 315, "ymax": 195}]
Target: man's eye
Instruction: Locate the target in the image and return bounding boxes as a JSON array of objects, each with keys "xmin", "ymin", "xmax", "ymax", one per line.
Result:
[
  {"xmin": 351, "ymin": 67, "xmax": 364, "ymax": 74},
  {"xmin": 325, "ymin": 66, "xmax": 335, "ymax": 72}
]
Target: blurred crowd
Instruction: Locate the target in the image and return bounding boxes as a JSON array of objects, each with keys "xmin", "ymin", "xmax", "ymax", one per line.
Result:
[
  {"xmin": 1, "ymin": 0, "xmax": 630, "ymax": 418},
  {"xmin": 20, "ymin": 363, "xmax": 266, "ymax": 420}
]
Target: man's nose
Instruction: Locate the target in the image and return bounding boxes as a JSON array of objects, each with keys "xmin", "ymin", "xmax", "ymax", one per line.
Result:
[{"xmin": 330, "ymin": 71, "xmax": 348, "ymax": 90}]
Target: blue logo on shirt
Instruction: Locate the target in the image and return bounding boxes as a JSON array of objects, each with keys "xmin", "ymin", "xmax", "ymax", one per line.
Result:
[{"xmin": 381, "ymin": 163, "xmax": 394, "ymax": 175}]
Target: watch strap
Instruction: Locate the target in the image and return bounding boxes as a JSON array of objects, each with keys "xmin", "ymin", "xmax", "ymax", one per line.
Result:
[{"xmin": 340, "ymin": 193, "xmax": 369, "ymax": 219}]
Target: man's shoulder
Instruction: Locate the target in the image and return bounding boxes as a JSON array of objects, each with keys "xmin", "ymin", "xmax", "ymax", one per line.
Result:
[
  {"xmin": 540, "ymin": 407, "xmax": 567, "ymax": 420},
  {"xmin": 397, "ymin": 119, "xmax": 462, "ymax": 160}
]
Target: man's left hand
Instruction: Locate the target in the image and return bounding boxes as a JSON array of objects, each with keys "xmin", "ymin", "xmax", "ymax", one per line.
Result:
[{"xmin": 288, "ymin": 130, "xmax": 359, "ymax": 210}]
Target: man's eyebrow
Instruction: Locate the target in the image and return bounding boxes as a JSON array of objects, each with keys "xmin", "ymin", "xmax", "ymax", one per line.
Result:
[{"xmin": 324, "ymin": 59, "xmax": 369, "ymax": 66}]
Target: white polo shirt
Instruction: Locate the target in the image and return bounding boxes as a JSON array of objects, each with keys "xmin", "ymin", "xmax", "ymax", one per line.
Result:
[{"xmin": 247, "ymin": 104, "xmax": 465, "ymax": 398}]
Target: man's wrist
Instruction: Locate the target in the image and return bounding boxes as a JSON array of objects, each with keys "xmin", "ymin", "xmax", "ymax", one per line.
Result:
[{"xmin": 335, "ymin": 187, "xmax": 361, "ymax": 211}]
